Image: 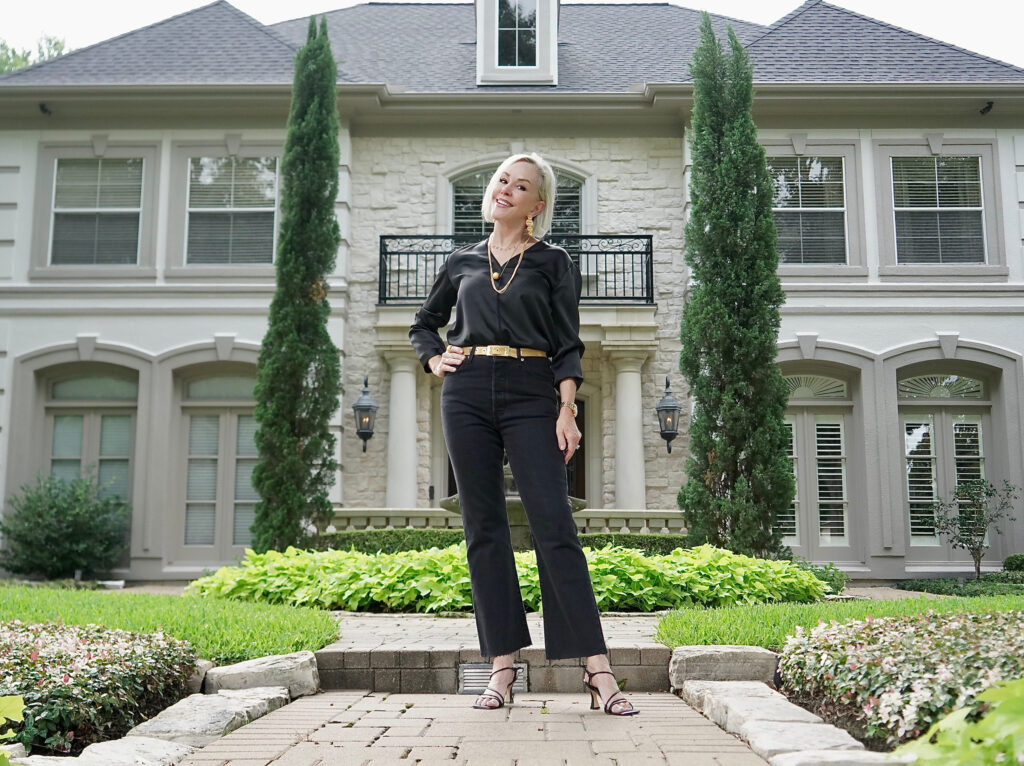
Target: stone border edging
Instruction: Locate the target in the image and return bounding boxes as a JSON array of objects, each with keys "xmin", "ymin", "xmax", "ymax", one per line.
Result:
[{"xmin": 669, "ymin": 647, "xmax": 913, "ymax": 766}]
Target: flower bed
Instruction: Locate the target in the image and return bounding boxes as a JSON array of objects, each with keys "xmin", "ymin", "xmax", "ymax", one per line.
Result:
[
  {"xmin": 778, "ymin": 610, "xmax": 1024, "ymax": 748},
  {"xmin": 187, "ymin": 543, "xmax": 826, "ymax": 612},
  {"xmin": 0, "ymin": 620, "xmax": 196, "ymax": 755}
]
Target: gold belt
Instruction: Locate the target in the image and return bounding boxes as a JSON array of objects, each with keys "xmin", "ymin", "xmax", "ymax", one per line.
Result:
[{"xmin": 450, "ymin": 344, "xmax": 547, "ymax": 359}]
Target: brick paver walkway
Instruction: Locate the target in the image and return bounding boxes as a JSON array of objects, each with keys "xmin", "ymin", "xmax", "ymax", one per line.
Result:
[{"xmin": 179, "ymin": 690, "xmax": 767, "ymax": 766}]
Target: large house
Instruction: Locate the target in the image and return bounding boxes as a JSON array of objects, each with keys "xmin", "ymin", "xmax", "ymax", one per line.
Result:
[{"xmin": 1, "ymin": 0, "xmax": 1023, "ymax": 580}]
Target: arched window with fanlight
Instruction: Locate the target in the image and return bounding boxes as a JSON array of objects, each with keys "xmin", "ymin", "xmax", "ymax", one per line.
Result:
[
  {"xmin": 782, "ymin": 374, "xmax": 853, "ymax": 558},
  {"xmin": 898, "ymin": 373, "xmax": 988, "ymax": 550},
  {"xmin": 46, "ymin": 368, "xmax": 138, "ymax": 503},
  {"xmin": 451, "ymin": 165, "xmax": 583, "ymax": 239}
]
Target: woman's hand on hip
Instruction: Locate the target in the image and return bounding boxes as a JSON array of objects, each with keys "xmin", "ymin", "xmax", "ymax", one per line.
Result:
[
  {"xmin": 430, "ymin": 346, "xmax": 465, "ymax": 377},
  {"xmin": 556, "ymin": 407, "xmax": 581, "ymax": 464}
]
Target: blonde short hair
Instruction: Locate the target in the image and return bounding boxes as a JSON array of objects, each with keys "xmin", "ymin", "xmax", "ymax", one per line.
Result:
[{"xmin": 481, "ymin": 153, "xmax": 557, "ymax": 238}]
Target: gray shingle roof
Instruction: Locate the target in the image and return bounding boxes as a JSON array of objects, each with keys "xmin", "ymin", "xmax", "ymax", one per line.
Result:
[
  {"xmin": 744, "ymin": 1, "xmax": 1024, "ymax": 83},
  {"xmin": 0, "ymin": 1, "xmax": 296, "ymax": 86},
  {"xmin": 269, "ymin": 2, "xmax": 766, "ymax": 92},
  {"xmin": 2, "ymin": 0, "xmax": 1022, "ymax": 91}
]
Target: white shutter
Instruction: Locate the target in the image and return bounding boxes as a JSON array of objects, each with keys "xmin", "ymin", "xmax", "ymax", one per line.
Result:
[
  {"xmin": 185, "ymin": 415, "xmax": 220, "ymax": 545},
  {"xmin": 904, "ymin": 417, "xmax": 938, "ymax": 540},
  {"xmin": 815, "ymin": 419, "xmax": 847, "ymax": 546},
  {"xmin": 777, "ymin": 419, "xmax": 798, "ymax": 542}
]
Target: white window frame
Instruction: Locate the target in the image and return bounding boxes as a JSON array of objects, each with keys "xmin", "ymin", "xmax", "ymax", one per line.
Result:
[
  {"xmin": 30, "ymin": 142, "xmax": 160, "ymax": 280},
  {"xmin": 477, "ymin": 0, "xmax": 557, "ymax": 84},
  {"xmin": 890, "ymin": 155, "xmax": 986, "ymax": 266},
  {"xmin": 875, "ymin": 139, "xmax": 1006, "ymax": 280},
  {"xmin": 184, "ymin": 155, "xmax": 279, "ymax": 267},
  {"xmin": 165, "ymin": 140, "xmax": 282, "ymax": 280},
  {"xmin": 767, "ymin": 155, "xmax": 849, "ymax": 266}
]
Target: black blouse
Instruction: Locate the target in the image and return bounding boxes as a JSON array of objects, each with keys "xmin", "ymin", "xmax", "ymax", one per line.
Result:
[{"xmin": 408, "ymin": 239, "xmax": 585, "ymax": 387}]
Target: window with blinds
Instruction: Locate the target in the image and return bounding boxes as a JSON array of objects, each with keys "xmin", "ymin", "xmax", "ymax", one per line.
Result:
[
  {"xmin": 768, "ymin": 156, "xmax": 846, "ymax": 265},
  {"xmin": 891, "ymin": 156, "xmax": 985, "ymax": 264},
  {"xmin": 185, "ymin": 415, "xmax": 219, "ymax": 546},
  {"xmin": 498, "ymin": 0, "xmax": 537, "ymax": 67},
  {"xmin": 452, "ymin": 166, "xmax": 582, "ymax": 238},
  {"xmin": 904, "ymin": 417, "xmax": 937, "ymax": 538},
  {"xmin": 779, "ymin": 420, "xmax": 799, "ymax": 542},
  {"xmin": 233, "ymin": 416, "xmax": 259, "ymax": 547},
  {"xmin": 186, "ymin": 156, "xmax": 278, "ymax": 265},
  {"xmin": 51, "ymin": 158, "xmax": 143, "ymax": 265},
  {"xmin": 815, "ymin": 420, "xmax": 848, "ymax": 545}
]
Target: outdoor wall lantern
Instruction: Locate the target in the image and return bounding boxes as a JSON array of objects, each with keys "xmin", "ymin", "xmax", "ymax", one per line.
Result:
[
  {"xmin": 655, "ymin": 375, "xmax": 682, "ymax": 453},
  {"xmin": 352, "ymin": 375, "xmax": 379, "ymax": 452}
]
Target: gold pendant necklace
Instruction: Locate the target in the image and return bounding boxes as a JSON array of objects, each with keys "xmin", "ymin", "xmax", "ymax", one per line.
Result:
[{"xmin": 488, "ymin": 242, "xmax": 526, "ymax": 295}]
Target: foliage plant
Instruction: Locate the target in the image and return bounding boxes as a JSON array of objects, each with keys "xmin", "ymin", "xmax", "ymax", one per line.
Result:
[
  {"xmin": 0, "ymin": 474, "xmax": 128, "ymax": 579},
  {"xmin": 1004, "ymin": 553, "xmax": 1024, "ymax": 571},
  {"xmin": 790, "ymin": 558, "xmax": 850, "ymax": 595},
  {"xmin": 929, "ymin": 479, "xmax": 1019, "ymax": 578},
  {"xmin": 898, "ymin": 573, "xmax": 1024, "ymax": 597},
  {"xmin": 0, "ymin": 695, "xmax": 24, "ymax": 766},
  {"xmin": 677, "ymin": 13, "xmax": 793, "ymax": 559},
  {"xmin": 0, "ymin": 585, "xmax": 338, "ymax": 665},
  {"xmin": 252, "ymin": 17, "xmax": 342, "ymax": 552},
  {"xmin": 892, "ymin": 677, "xmax": 1024, "ymax": 764},
  {"xmin": 778, "ymin": 609, "xmax": 1024, "ymax": 747},
  {"xmin": 655, "ymin": 594, "xmax": 1024, "ymax": 650},
  {"xmin": 309, "ymin": 529, "xmax": 689, "ymax": 557},
  {"xmin": 186, "ymin": 543, "xmax": 825, "ymax": 612},
  {"xmin": 0, "ymin": 621, "xmax": 196, "ymax": 755}
]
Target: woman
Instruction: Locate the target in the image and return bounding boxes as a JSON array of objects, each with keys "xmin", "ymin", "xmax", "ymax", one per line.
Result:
[{"xmin": 409, "ymin": 153, "xmax": 638, "ymax": 716}]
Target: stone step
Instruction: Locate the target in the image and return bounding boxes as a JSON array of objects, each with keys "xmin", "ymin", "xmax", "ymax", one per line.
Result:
[{"xmin": 315, "ymin": 613, "xmax": 670, "ymax": 694}]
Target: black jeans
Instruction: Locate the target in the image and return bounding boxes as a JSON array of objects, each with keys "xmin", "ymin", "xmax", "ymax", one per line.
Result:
[{"xmin": 441, "ymin": 354, "xmax": 607, "ymax": 660}]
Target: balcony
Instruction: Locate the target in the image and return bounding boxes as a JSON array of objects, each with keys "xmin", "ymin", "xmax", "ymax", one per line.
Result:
[{"xmin": 379, "ymin": 235, "xmax": 654, "ymax": 305}]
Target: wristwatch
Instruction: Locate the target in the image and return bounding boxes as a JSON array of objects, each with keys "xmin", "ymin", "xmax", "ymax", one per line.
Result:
[{"xmin": 560, "ymin": 401, "xmax": 578, "ymax": 417}]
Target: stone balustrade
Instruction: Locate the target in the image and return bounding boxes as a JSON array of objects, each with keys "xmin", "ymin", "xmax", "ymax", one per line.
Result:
[{"xmin": 326, "ymin": 507, "xmax": 686, "ymax": 535}]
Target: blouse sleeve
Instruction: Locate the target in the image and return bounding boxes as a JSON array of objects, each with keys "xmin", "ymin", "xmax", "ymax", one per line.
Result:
[
  {"xmin": 549, "ymin": 259, "xmax": 585, "ymax": 389},
  {"xmin": 409, "ymin": 261, "xmax": 457, "ymax": 373}
]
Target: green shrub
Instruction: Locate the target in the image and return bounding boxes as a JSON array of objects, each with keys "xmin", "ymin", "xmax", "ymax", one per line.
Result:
[
  {"xmin": 309, "ymin": 528, "xmax": 688, "ymax": 557},
  {"xmin": 579, "ymin": 533, "xmax": 688, "ymax": 556},
  {"xmin": 0, "ymin": 695, "xmax": 24, "ymax": 766},
  {"xmin": 0, "ymin": 474, "xmax": 128, "ymax": 579},
  {"xmin": 0, "ymin": 620, "xmax": 196, "ymax": 755},
  {"xmin": 791, "ymin": 558, "xmax": 850, "ymax": 595},
  {"xmin": 1003, "ymin": 553, "xmax": 1024, "ymax": 571},
  {"xmin": 309, "ymin": 528, "xmax": 465, "ymax": 553},
  {"xmin": 654, "ymin": 594, "xmax": 1024, "ymax": 650},
  {"xmin": 778, "ymin": 610, "xmax": 1024, "ymax": 747},
  {"xmin": 893, "ymin": 677, "xmax": 1024, "ymax": 764},
  {"xmin": 0, "ymin": 585, "xmax": 339, "ymax": 664},
  {"xmin": 898, "ymin": 573, "xmax": 1024, "ymax": 597},
  {"xmin": 187, "ymin": 543, "xmax": 825, "ymax": 612}
]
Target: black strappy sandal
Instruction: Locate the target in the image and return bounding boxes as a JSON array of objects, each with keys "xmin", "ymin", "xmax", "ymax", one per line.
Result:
[
  {"xmin": 583, "ymin": 670, "xmax": 639, "ymax": 716},
  {"xmin": 472, "ymin": 666, "xmax": 520, "ymax": 710}
]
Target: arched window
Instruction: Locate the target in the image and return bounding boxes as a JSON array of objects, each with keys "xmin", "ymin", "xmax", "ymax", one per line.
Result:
[
  {"xmin": 898, "ymin": 373, "xmax": 987, "ymax": 545},
  {"xmin": 451, "ymin": 165, "xmax": 583, "ymax": 238},
  {"xmin": 782, "ymin": 374, "xmax": 851, "ymax": 552},
  {"xmin": 180, "ymin": 371, "xmax": 258, "ymax": 553},
  {"xmin": 46, "ymin": 368, "xmax": 138, "ymax": 502}
]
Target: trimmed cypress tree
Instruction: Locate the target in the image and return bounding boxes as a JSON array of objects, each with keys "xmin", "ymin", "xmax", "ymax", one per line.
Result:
[
  {"xmin": 251, "ymin": 18, "xmax": 342, "ymax": 552},
  {"xmin": 677, "ymin": 14, "xmax": 794, "ymax": 559}
]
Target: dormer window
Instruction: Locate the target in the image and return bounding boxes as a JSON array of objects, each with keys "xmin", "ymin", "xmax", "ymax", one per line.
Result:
[
  {"xmin": 477, "ymin": 0, "xmax": 557, "ymax": 85},
  {"xmin": 498, "ymin": 0, "xmax": 537, "ymax": 67}
]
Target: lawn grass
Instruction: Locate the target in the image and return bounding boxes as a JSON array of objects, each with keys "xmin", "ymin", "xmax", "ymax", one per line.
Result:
[
  {"xmin": 0, "ymin": 584, "xmax": 340, "ymax": 664},
  {"xmin": 655, "ymin": 594, "xmax": 1024, "ymax": 651}
]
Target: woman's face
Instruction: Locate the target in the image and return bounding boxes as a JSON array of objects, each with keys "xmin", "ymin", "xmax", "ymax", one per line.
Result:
[{"xmin": 491, "ymin": 160, "xmax": 545, "ymax": 228}]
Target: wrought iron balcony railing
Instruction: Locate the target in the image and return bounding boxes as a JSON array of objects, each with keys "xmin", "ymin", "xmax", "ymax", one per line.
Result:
[{"xmin": 379, "ymin": 234, "xmax": 654, "ymax": 305}]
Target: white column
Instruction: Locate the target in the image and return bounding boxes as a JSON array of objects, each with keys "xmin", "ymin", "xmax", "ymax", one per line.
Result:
[
  {"xmin": 610, "ymin": 352, "xmax": 648, "ymax": 510},
  {"xmin": 384, "ymin": 353, "xmax": 419, "ymax": 508}
]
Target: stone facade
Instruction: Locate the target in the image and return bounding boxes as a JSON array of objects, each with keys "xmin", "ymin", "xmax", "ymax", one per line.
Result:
[{"xmin": 342, "ymin": 133, "xmax": 687, "ymax": 511}]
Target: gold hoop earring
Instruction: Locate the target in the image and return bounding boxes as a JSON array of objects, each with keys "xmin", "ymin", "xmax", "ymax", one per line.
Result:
[{"xmin": 526, "ymin": 216, "xmax": 534, "ymax": 238}]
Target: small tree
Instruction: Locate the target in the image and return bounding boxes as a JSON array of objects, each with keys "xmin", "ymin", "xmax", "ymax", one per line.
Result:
[
  {"xmin": 0, "ymin": 474, "xmax": 129, "ymax": 579},
  {"xmin": 251, "ymin": 18, "xmax": 342, "ymax": 553},
  {"xmin": 0, "ymin": 36, "xmax": 66, "ymax": 73},
  {"xmin": 677, "ymin": 14, "xmax": 794, "ymax": 558},
  {"xmin": 931, "ymin": 479, "xmax": 1019, "ymax": 579}
]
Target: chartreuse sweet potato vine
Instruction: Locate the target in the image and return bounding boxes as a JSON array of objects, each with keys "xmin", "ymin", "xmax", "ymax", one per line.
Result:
[{"xmin": 186, "ymin": 543, "xmax": 826, "ymax": 612}]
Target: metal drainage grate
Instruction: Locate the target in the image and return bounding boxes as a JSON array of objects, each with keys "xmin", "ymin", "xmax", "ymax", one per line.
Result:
[{"xmin": 458, "ymin": 663, "xmax": 528, "ymax": 695}]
